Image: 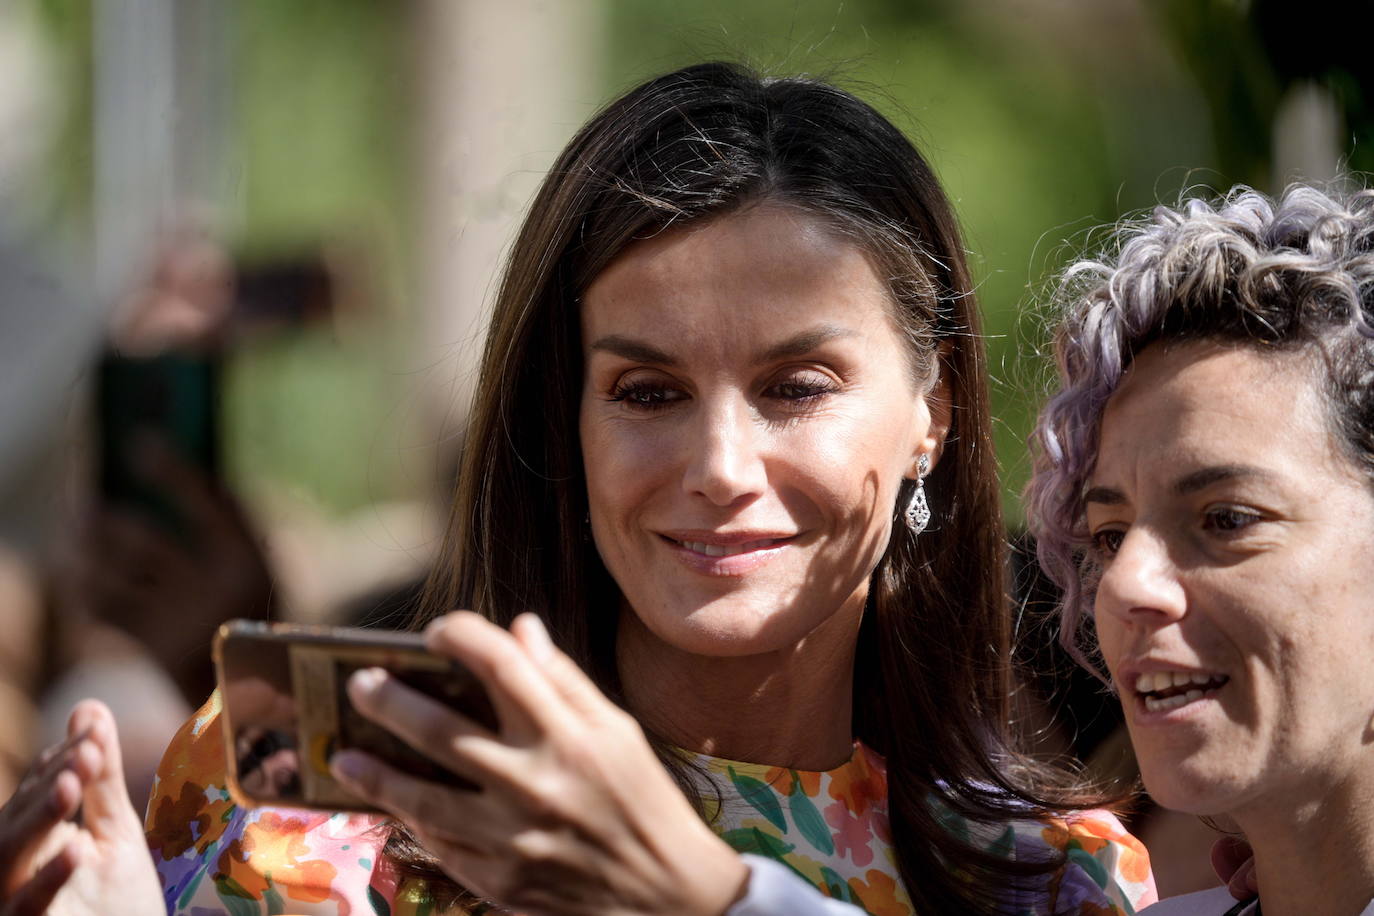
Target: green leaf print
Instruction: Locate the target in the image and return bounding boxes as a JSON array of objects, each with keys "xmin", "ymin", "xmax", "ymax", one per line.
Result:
[
  {"xmin": 1066, "ymin": 847, "xmax": 1110, "ymax": 889},
  {"xmin": 263, "ymin": 880, "xmax": 287, "ymax": 915},
  {"xmin": 728, "ymin": 765, "xmax": 788, "ymax": 832},
  {"xmin": 818, "ymin": 865, "xmax": 857, "ymax": 904},
  {"xmin": 720, "ymin": 828, "xmax": 816, "ymax": 886},
  {"xmin": 214, "ymin": 874, "xmax": 256, "ymax": 899},
  {"xmin": 367, "ymin": 884, "xmax": 392, "ymax": 916},
  {"xmin": 213, "ymin": 878, "xmax": 261, "ymax": 916},
  {"xmin": 788, "ymin": 773, "xmax": 835, "ymax": 856},
  {"xmin": 989, "ymin": 823, "xmax": 1017, "ymax": 860},
  {"xmin": 720, "ymin": 826, "xmax": 795, "ymax": 859}
]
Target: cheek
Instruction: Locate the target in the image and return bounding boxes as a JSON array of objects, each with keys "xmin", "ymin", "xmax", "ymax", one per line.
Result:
[
  {"xmin": 579, "ymin": 416, "xmax": 676, "ymax": 525},
  {"xmin": 778, "ymin": 424, "xmax": 905, "ymax": 545},
  {"xmin": 1090, "ymin": 606, "xmax": 1127, "ymax": 678}
]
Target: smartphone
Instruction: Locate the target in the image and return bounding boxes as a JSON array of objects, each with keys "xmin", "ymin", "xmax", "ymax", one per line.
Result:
[
  {"xmin": 213, "ymin": 620, "xmax": 497, "ymax": 813},
  {"xmin": 97, "ymin": 351, "xmax": 219, "ymax": 531}
]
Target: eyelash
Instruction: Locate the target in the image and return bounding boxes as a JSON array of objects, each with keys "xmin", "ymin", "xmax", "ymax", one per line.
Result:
[
  {"xmin": 608, "ymin": 373, "xmax": 839, "ymax": 412},
  {"xmin": 1088, "ymin": 506, "xmax": 1265, "ymax": 558},
  {"xmin": 1202, "ymin": 506, "xmax": 1264, "ymax": 533},
  {"xmin": 1089, "ymin": 529, "xmax": 1124, "ymax": 558}
]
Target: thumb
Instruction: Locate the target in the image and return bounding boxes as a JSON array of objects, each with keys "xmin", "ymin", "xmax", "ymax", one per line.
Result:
[{"xmin": 66, "ymin": 701, "xmax": 140, "ymax": 836}]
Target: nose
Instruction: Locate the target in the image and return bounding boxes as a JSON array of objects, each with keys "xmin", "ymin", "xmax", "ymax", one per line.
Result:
[
  {"xmin": 681, "ymin": 396, "xmax": 767, "ymax": 507},
  {"xmin": 1094, "ymin": 527, "xmax": 1187, "ymax": 626}
]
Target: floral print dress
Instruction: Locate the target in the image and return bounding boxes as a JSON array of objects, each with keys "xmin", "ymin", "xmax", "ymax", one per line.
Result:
[{"xmin": 145, "ymin": 693, "xmax": 1156, "ymax": 915}]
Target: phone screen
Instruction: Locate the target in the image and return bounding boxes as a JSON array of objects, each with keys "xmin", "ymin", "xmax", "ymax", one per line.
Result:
[{"xmin": 214, "ymin": 620, "xmax": 496, "ymax": 812}]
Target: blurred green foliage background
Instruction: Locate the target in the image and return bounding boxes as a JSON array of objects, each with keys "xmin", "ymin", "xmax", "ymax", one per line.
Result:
[{"xmin": 23, "ymin": 0, "xmax": 1374, "ymax": 523}]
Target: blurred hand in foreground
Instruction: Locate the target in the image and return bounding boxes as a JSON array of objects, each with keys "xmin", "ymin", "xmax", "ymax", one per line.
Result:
[{"xmin": 0, "ymin": 700, "xmax": 162, "ymax": 916}]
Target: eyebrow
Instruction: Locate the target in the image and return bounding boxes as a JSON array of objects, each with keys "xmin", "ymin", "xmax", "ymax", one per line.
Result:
[
  {"xmin": 756, "ymin": 325, "xmax": 859, "ymax": 363},
  {"xmin": 1172, "ymin": 464, "xmax": 1276, "ymax": 495},
  {"xmin": 588, "ymin": 324, "xmax": 859, "ymax": 367},
  {"xmin": 588, "ymin": 335, "xmax": 678, "ymax": 365},
  {"xmin": 1083, "ymin": 464, "xmax": 1277, "ymax": 506}
]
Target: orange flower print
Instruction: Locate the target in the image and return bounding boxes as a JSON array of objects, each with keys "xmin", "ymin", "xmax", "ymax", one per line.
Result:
[
  {"xmin": 1071, "ymin": 814, "xmax": 1152, "ymax": 885},
  {"xmin": 148, "ymin": 780, "xmax": 213, "ymax": 860},
  {"xmin": 847, "ymin": 868, "xmax": 911, "ymax": 916},
  {"xmin": 827, "ymin": 746, "xmax": 887, "ymax": 817},
  {"xmin": 1040, "ymin": 818, "xmax": 1072, "ymax": 853},
  {"xmin": 215, "ymin": 811, "xmax": 338, "ymax": 904},
  {"xmin": 763, "ymin": 766, "xmax": 822, "ymax": 798}
]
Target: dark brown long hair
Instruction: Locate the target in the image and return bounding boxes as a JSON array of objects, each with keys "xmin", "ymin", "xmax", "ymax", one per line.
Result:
[{"xmin": 398, "ymin": 61, "xmax": 1100, "ymax": 913}]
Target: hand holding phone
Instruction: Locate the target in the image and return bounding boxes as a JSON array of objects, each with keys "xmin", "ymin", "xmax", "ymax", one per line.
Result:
[
  {"xmin": 213, "ymin": 621, "xmax": 496, "ymax": 813},
  {"xmin": 322, "ymin": 612, "xmax": 750, "ymax": 916}
]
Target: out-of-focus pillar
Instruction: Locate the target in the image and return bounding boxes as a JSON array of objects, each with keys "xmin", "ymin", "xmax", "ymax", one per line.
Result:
[
  {"xmin": 412, "ymin": 0, "xmax": 605, "ymax": 462},
  {"xmin": 1271, "ymin": 81, "xmax": 1342, "ymax": 189}
]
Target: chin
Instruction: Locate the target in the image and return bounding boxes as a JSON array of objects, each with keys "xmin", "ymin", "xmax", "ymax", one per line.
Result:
[
  {"xmin": 630, "ymin": 594, "xmax": 843, "ymax": 658},
  {"xmin": 1138, "ymin": 759, "xmax": 1250, "ymax": 818}
]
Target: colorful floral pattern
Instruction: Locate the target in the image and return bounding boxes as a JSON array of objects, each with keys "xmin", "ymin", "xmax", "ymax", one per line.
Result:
[
  {"xmin": 690, "ymin": 745, "xmax": 1156, "ymax": 916},
  {"xmin": 145, "ymin": 693, "xmax": 426, "ymax": 915},
  {"xmin": 145, "ymin": 695, "xmax": 1155, "ymax": 915}
]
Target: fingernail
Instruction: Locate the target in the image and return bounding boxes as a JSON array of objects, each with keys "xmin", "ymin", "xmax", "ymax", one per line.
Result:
[
  {"xmin": 330, "ymin": 750, "xmax": 368, "ymax": 783},
  {"xmin": 348, "ymin": 667, "xmax": 385, "ymax": 694},
  {"xmin": 520, "ymin": 614, "xmax": 556, "ymax": 663}
]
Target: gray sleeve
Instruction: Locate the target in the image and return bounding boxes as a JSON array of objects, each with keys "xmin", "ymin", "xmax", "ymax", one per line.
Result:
[{"xmin": 726, "ymin": 855, "xmax": 870, "ymax": 916}]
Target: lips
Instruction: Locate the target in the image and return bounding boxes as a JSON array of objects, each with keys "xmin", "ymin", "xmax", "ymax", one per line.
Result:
[
  {"xmin": 1131, "ymin": 670, "xmax": 1230, "ymax": 713},
  {"xmin": 657, "ymin": 530, "xmax": 798, "ymax": 575}
]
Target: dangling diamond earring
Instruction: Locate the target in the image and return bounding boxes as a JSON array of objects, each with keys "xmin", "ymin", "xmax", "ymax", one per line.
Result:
[{"xmin": 904, "ymin": 454, "xmax": 931, "ymax": 535}]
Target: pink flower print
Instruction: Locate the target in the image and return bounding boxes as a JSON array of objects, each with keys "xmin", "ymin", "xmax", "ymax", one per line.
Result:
[
  {"xmin": 872, "ymin": 806, "xmax": 893, "ymax": 846},
  {"xmin": 823, "ymin": 800, "xmax": 874, "ymax": 867}
]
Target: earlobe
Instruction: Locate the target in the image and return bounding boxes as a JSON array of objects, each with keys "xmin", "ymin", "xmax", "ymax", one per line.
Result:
[{"xmin": 911, "ymin": 365, "xmax": 953, "ymax": 476}]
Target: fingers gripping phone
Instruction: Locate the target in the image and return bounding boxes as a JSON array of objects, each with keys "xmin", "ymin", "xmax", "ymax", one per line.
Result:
[{"xmin": 213, "ymin": 620, "xmax": 497, "ymax": 813}]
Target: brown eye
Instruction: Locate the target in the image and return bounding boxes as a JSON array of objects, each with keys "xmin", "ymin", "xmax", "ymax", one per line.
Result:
[
  {"xmin": 1203, "ymin": 507, "xmax": 1262, "ymax": 533},
  {"xmin": 1091, "ymin": 529, "xmax": 1125, "ymax": 557},
  {"xmin": 610, "ymin": 380, "xmax": 687, "ymax": 410},
  {"xmin": 767, "ymin": 372, "xmax": 837, "ymax": 403}
]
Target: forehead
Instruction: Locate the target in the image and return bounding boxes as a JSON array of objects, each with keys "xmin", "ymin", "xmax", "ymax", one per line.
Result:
[
  {"xmin": 580, "ymin": 203, "xmax": 897, "ymax": 339},
  {"xmin": 1096, "ymin": 341, "xmax": 1337, "ymax": 476}
]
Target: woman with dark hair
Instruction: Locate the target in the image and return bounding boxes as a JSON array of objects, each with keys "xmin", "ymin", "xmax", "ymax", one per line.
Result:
[
  {"xmin": 1028, "ymin": 183, "xmax": 1374, "ymax": 915},
  {"xmin": 3, "ymin": 62, "xmax": 1152, "ymax": 916}
]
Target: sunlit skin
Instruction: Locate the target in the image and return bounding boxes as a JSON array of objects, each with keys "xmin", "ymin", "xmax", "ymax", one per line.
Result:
[
  {"xmin": 1087, "ymin": 341, "xmax": 1374, "ymax": 916},
  {"xmin": 579, "ymin": 202, "xmax": 943, "ymax": 770}
]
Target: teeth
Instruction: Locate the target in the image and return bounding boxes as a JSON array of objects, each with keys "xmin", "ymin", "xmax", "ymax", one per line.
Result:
[
  {"xmin": 1144, "ymin": 693, "xmax": 1193, "ymax": 712},
  {"xmin": 1133, "ymin": 669, "xmax": 1228, "ymax": 714},
  {"xmin": 1133, "ymin": 671, "xmax": 1226, "ymax": 696},
  {"xmin": 681, "ymin": 539, "xmax": 777, "ymax": 557}
]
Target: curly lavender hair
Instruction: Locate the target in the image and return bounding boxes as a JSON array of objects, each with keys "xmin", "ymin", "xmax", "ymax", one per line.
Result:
[{"xmin": 1027, "ymin": 182, "xmax": 1374, "ymax": 671}]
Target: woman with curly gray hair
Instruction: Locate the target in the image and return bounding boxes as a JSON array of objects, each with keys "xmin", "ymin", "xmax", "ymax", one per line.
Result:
[{"xmin": 1028, "ymin": 182, "xmax": 1374, "ymax": 916}]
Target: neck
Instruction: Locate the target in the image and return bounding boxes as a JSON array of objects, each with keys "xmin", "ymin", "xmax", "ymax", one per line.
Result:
[
  {"xmin": 615, "ymin": 602, "xmax": 861, "ymax": 771},
  {"xmin": 1232, "ymin": 772, "xmax": 1374, "ymax": 916}
]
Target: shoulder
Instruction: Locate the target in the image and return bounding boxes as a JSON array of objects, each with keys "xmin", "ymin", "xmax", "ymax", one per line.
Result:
[
  {"xmin": 1007, "ymin": 808, "xmax": 1158, "ymax": 914},
  {"xmin": 145, "ymin": 692, "xmax": 421, "ymax": 915},
  {"xmin": 1139, "ymin": 886, "xmax": 1248, "ymax": 915},
  {"xmin": 144, "ymin": 691, "xmax": 234, "ymax": 862}
]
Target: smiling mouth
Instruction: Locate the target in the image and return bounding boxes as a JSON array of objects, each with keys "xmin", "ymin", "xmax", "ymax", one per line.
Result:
[
  {"xmin": 669, "ymin": 537, "xmax": 789, "ymax": 557},
  {"xmin": 1133, "ymin": 671, "xmax": 1230, "ymax": 713}
]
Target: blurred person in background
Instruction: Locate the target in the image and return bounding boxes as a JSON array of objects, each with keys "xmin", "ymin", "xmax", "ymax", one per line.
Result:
[{"xmin": 1029, "ymin": 182, "xmax": 1374, "ymax": 915}]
